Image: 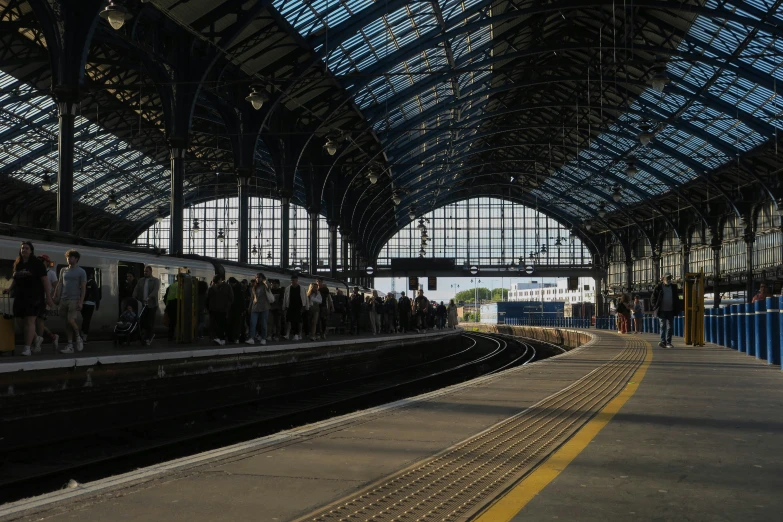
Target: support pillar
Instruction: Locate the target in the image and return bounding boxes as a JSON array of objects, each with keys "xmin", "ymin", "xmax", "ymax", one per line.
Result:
[
  {"xmin": 594, "ymin": 274, "xmax": 605, "ymax": 316},
  {"xmin": 681, "ymin": 244, "xmax": 690, "ymax": 282},
  {"xmin": 169, "ymin": 146, "xmax": 185, "ymax": 256},
  {"xmin": 309, "ymin": 210, "xmax": 319, "ymax": 274},
  {"xmin": 56, "ymin": 99, "xmax": 76, "ymax": 233},
  {"xmin": 744, "ymin": 233, "xmax": 755, "ymax": 302},
  {"xmin": 237, "ymin": 174, "xmax": 250, "ymax": 264},
  {"xmin": 329, "ymin": 223, "xmax": 338, "ymax": 278},
  {"xmin": 712, "ymin": 244, "xmax": 722, "ymax": 308},
  {"xmin": 625, "ymin": 260, "xmax": 633, "ymax": 295},
  {"xmin": 340, "ymin": 230, "xmax": 350, "ymax": 278},
  {"xmin": 280, "ymin": 196, "xmax": 290, "ymax": 268},
  {"xmin": 651, "ymin": 254, "xmax": 661, "ymax": 283}
]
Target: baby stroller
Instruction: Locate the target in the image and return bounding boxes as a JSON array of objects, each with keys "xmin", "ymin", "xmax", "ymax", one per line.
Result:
[{"xmin": 114, "ymin": 297, "xmax": 146, "ymax": 347}]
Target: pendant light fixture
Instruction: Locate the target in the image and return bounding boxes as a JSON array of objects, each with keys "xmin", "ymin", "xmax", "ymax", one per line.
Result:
[
  {"xmin": 100, "ymin": 1, "xmax": 131, "ymax": 30},
  {"xmin": 245, "ymin": 86, "xmax": 269, "ymax": 110},
  {"xmin": 41, "ymin": 173, "xmax": 52, "ymax": 191},
  {"xmin": 108, "ymin": 191, "xmax": 118, "ymax": 209}
]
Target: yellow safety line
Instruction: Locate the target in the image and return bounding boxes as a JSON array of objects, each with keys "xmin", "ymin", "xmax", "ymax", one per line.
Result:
[{"xmin": 475, "ymin": 340, "xmax": 653, "ymax": 522}]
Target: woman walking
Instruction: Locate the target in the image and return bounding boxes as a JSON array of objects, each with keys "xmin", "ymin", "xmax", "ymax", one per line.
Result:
[
  {"xmin": 4, "ymin": 242, "xmax": 55, "ymax": 355},
  {"xmin": 447, "ymin": 299, "xmax": 459, "ymax": 329}
]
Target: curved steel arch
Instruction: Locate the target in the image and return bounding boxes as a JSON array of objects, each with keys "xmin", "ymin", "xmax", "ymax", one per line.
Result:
[
  {"xmin": 362, "ymin": 178, "xmax": 614, "ymax": 255},
  {"xmin": 362, "ymin": 166, "xmax": 659, "ymax": 255}
]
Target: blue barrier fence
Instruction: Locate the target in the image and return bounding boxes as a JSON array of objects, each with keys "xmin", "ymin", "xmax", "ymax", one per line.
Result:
[
  {"xmin": 503, "ymin": 318, "xmax": 591, "ymax": 328},
  {"xmin": 594, "ymin": 303, "xmax": 782, "ymax": 370}
]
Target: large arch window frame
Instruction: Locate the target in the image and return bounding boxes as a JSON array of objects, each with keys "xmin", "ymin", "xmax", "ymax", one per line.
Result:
[
  {"xmin": 134, "ymin": 197, "xmax": 341, "ymax": 270},
  {"xmin": 376, "ymin": 197, "xmax": 590, "ymax": 267}
]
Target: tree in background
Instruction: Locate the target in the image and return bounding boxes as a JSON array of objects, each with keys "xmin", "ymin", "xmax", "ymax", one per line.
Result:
[{"xmin": 454, "ymin": 287, "xmax": 492, "ymax": 303}]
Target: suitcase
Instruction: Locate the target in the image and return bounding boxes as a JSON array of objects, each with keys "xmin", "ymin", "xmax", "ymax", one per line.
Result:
[{"xmin": 1, "ymin": 295, "xmax": 15, "ymax": 355}]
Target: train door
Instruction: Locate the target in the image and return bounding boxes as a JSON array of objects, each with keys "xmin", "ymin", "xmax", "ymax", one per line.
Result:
[{"xmin": 118, "ymin": 261, "xmax": 145, "ymax": 311}]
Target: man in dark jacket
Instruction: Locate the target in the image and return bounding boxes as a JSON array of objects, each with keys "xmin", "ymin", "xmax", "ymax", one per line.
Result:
[
  {"xmin": 207, "ymin": 275, "xmax": 233, "ymax": 345},
  {"xmin": 414, "ymin": 289, "xmax": 429, "ymax": 332},
  {"xmin": 398, "ymin": 292, "xmax": 411, "ymax": 333},
  {"xmin": 650, "ymin": 272, "xmax": 681, "ymax": 348}
]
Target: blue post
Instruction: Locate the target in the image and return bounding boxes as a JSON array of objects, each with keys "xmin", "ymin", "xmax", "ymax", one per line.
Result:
[
  {"xmin": 780, "ymin": 296, "xmax": 783, "ymax": 370},
  {"xmin": 736, "ymin": 304, "xmax": 745, "ymax": 353},
  {"xmin": 679, "ymin": 312, "xmax": 684, "ymax": 337},
  {"xmin": 730, "ymin": 305, "xmax": 738, "ymax": 350},
  {"xmin": 706, "ymin": 308, "xmax": 713, "ymax": 344},
  {"xmin": 745, "ymin": 303, "xmax": 755, "ymax": 357},
  {"xmin": 766, "ymin": 297, "xmax": 779, "ymax": 366},
  {"xmin": 715, "ymin": 307, "xmax": 724, "ymax": 346},
  {"xmin": 723, "ymin": 306, "xmax": 731, "ymax": 349},
  {"xmin": 755, "ymin": 299, "xmax": 767, "ymax": 362},
  {"xmin": 673, "ymin": 314, "xmax": 679, "ymax": 337}
]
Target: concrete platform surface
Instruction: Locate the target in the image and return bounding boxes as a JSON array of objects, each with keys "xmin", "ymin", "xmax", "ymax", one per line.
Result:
[{"xmin": 503, "ymin": 331, "xmax": 783, "ymax": 522}]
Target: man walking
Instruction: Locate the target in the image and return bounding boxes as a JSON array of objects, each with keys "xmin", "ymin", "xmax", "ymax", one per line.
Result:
[
  {"xmin": 133, "ymin": 265, "xmax": 161, "ymax": 345},
  {"xmin": 650, "ymin": 273, "xmax": 681, "ymax": 348},
  {"xmin": 414, "ymin": 289, "xmax": 429, "ymax": 333},
  {"xmin": 54, "ymin": 250, "xmax": 87, "ymax": 354}
]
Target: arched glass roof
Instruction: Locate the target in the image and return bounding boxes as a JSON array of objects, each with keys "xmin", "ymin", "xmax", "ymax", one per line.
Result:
[{"xmin": 0, "ymin": 0, "xmax": 781, "ymax": 246}]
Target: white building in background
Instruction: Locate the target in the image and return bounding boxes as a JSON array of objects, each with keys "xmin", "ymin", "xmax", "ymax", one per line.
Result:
[{"xmin": 508, "ymin": 278, "xmax": 595, "ymax": 304}]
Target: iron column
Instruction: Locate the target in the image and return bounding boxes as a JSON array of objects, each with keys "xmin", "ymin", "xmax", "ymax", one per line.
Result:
[{"xmin": 56, "ymin": 99, "xmax": 76, "ymax": 233}]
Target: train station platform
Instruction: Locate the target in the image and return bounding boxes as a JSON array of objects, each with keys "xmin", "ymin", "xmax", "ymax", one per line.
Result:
[
  {"xmin": 0, "ymin": 329, "xmax": 452, "ymax": 375},
  {"xmin": 2, "ymin": 328, "xmax": 782, "ymax": 521}
]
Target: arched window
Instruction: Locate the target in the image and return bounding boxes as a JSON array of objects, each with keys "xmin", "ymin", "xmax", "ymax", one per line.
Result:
[
  {"xmin": 134, "ymin": 197, "xmax": 340, "ymax": 270},
  {"xmin": 720, "ymin": 215, "xmax": 745, "ymax": 275},
  {"xmin": 660, "ymin": 230, "xmax": 682, "ymax": 282},
  {"xmin": 631, "ymin": 237, "xmax": 654, "ymax": 288},
  {"xmin": 607, "ymin": 243, "xmax": 627, "ymax": 291},
  {"xmin": 754, "ymin": 201, "xmax": 782, "ymax": 269},
  {"xmin": 690, "ymin": 225, "xmax": 713, "ymax": 276},
  {"xmin": 376, "ymin": 197, "xmax": 590, "ymax": 266}
]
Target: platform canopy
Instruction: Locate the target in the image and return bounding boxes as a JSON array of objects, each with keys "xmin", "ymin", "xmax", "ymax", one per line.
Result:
[{"xmin": 0, "ymin": 0, "xmax": 780, "ymax": 257}]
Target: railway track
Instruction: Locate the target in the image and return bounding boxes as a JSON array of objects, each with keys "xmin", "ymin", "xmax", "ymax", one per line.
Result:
[{"xmin": 0, "ymin": 333, "xmax": 538, "ymax": 504}]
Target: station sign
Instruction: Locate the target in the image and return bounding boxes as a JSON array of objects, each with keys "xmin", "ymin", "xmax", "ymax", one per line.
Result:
[
  {"xmin": 409, "ymin": 276, "xmax": 419, "ymax": 291},
  {"xmin": 428, "ymin": 276, "xmax": 437, "ymax": 291}
]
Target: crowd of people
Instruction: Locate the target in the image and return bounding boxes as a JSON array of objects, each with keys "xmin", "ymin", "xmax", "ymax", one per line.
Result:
[
  {"xmin": 4, "ymin": 241, "xmax": 97, "ymax": 356},
  {"xmin": 4, "ymin": 242, "xmax": 462, "ymax": 355},
  {"xmin": 197, "ymin": 280, "xmax": 461, "ymax": 345}
]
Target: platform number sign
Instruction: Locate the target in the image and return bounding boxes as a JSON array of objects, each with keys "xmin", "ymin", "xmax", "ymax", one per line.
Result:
[
  {"xmin": 428, "ymin": 276, "xmax": 437, "ymax": 291},
  {"xmin": 409, "ymin": 276, "xmax": 419, "ymax": 291}
]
